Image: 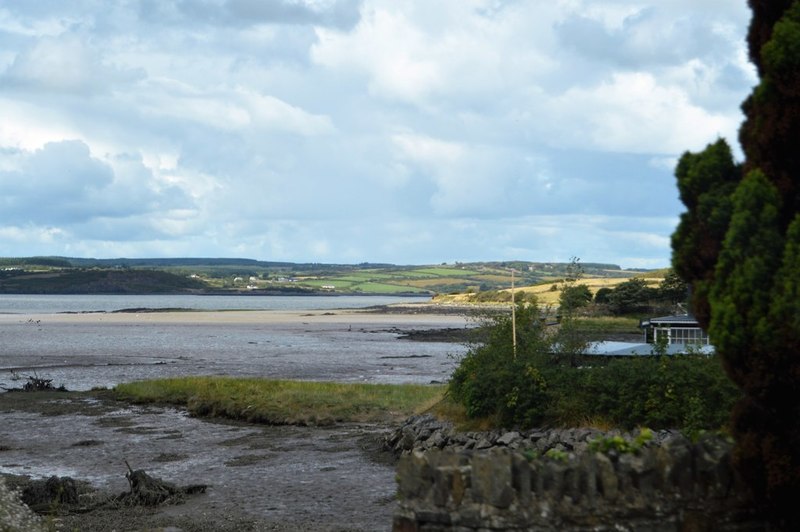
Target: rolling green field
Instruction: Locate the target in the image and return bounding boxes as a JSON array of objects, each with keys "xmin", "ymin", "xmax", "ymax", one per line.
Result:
[{"xmin": 0, "ymin": 256, "xmax": 643, "ymax": 296}]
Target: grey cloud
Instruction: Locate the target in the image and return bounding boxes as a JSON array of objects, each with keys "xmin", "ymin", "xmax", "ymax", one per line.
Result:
[
  {"xmin": 172, "ymin": 0, "xmax": 362, "ymax": 29},
  {"xmin": 555, "ymin": 8, "xmax": 736, "ymax": 69},
  {"xmin": 4, "ymin": 140, "xmax": 113, "ymax": 196},
  {"xmin": 70, "ymin": 215, "xmax": 181, "ymax": 242},
  {"xmin": 227, "ymin": 0, "xmax": 361, "ymax": 29},
  {"xmin": 0, "ymin": 140, "xmax": 193, "ymax": 225},
  {"xmin": 1, "ymin": 34, "xmax": 145, "ymax": 94}
]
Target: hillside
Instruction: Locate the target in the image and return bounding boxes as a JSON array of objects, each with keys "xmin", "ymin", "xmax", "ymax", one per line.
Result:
[
  {"xmin": 432, "ymin": 275, "xmax": 659, "ymax": 306},
  {"xmin": 0, "ymin": 257, "xmax": 648, "ymax": 295},
  {"xmin": 0, "ymin": 269, "xmax": 207, "ymax": 294}
]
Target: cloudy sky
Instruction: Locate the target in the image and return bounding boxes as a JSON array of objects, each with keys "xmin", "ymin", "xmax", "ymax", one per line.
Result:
[{"xmin": 0, "ymin": 1, "xmax": 755, "ymax": 268}]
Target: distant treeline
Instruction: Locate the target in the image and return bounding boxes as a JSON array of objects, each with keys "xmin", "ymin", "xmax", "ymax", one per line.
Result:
[
  {"xmin": 0, "ymin": 257, "xmax": 73, "ymax": 268},
  {"xmin": 0, "ymin": 269, "xmax": 207, "ymax": 294},
  {"xmin": 0, "ymin": 256, "xmax": 401, "ymax": 271},
  {"xmin": 0, "ymin": 256, "xmax": 629, "ymax": 272}
]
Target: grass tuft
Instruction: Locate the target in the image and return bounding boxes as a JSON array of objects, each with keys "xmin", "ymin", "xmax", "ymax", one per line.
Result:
[{"xmin": 114, "ymin": 377, "xmax": 445, "ymax": 425}]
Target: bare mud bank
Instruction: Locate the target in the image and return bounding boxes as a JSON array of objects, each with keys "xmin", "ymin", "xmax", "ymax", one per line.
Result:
[{"xmin": 0, "ymin": 391, "xmax": 398, "ymax": 531}]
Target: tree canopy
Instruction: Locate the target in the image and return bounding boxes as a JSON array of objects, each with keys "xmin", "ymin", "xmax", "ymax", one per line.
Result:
[{"xmin": 672, "ymin": 1, "xmax": 800, "ymax": 524}]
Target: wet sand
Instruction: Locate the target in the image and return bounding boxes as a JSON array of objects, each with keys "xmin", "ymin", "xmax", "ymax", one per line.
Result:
[
  {"xmin": 0, "ymin": 306, "xmax": 473, "ymax": 325},
  {"xmin": 0, "ymin": 308, "xmax": 472, "ymax": 391}
]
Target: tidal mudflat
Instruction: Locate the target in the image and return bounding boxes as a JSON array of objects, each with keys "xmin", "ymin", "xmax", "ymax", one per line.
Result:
[
  {"xmin": 0, "ymin": 308, "xmax": 470, "ymax": 390},
  {"xmin": 0, "ymin": 307, "xmax": 471, "ymax": 530}
]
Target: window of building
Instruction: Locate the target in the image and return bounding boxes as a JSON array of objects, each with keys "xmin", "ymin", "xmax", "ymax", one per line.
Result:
[{"xmin": 654, "ymin": 326, "xmax": 709, "ymax": 345}]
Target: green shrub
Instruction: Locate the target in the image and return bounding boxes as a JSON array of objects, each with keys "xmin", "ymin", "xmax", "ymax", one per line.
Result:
[
  {"xmin": 588, "ymin": 428, "xmax": 653, "ymax": 454},
  {"xmin": 556, "ymin": 354, "xmax": 739, "ymax": 430},
  {"xmin": 449, "ymin": 302, "xmax": 554, "ymax": 426},
  {"xmin": 559, "ymin": 283, "xmax": 592, "ymax": 312},
  {"xmin": 448, "ymin": 302, "xmax": 740, "ymax": 432}
]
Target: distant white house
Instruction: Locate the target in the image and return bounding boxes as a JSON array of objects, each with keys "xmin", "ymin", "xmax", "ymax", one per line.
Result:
[
  {"xmin": 584, "ymin": 341, "xmax": 714, "ymax": 357},
  {"xmin": 584, "ymin": 314, "xmax": 713, "ymax": 357},
  {"xmin": 639, "ymin": 314, "xmax": 710, "ymax": 346}
]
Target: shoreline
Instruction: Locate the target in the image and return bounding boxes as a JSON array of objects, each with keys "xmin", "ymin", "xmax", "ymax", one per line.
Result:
[
  {"xmin": 0, "ymin": 307, "xmax": 473, "ymax": 326},
  {"xmin": 0, "ymin": 301, "xmax": 487, "ymax": 325}
]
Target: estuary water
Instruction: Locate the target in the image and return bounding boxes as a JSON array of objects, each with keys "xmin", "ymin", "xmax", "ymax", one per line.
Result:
[
  {"xmin": 0, "ymin": 293, "xmax": 431, "ymax": 314},
  {"xmin": 0, "ymin": 294, "xmax": 468, "ymax": 392}
]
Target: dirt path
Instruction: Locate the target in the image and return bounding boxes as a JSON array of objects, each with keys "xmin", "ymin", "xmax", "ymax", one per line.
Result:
[{"xmin": 0, "ymin": 391, "xmax": 397, "ymax": 531}]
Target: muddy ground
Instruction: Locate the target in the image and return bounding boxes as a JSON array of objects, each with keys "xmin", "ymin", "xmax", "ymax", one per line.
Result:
[
  {"xmin": 0, "ymin": 308, "xmax": 474, "ymax": 530},
  {"xmin": 0, "ymin": 390, "xmax": 398, "ymax": 531}
]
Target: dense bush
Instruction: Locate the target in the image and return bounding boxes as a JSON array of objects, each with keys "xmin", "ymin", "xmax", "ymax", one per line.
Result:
[
  {"xmin": 591, "ymin": 272, "xmax": 690, "ymax": 316},
  {"xmin": 449, "ymin": 303, "xmax": 554, "ymax": 426},
  {"xmin": 448, "ymin": 302, "xmax": 740, "ymax": 432},
  {"xmin": 561, "ymin": 354, "xmax": 740, "ymax": 432},
  {"xmin": 606, "ymin": 278, "xmax": 658, "ymax": 314},
  {"xmin": 558, "ymin": 283, "xmax": 592, "ymax": 312},
  {"xmin": 593, "ymin": 287, "xmax": 613, "ymax": 304}
]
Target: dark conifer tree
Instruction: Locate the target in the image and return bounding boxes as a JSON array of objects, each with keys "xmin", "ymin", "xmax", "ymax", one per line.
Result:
[{"xmin": 673, "ymin": 1, "xmax": 800, "ymax": 525}]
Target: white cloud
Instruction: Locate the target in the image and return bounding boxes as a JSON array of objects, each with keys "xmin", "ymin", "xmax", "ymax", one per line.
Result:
[
  {"xmin": 0, "ymin": 98, "xmax": 81, "ymax": 151},
  {"xmin": 546, "ymin": 72, "xmax": 738, "ymax": 154},
  {"xmin": 3, "ymin": 34, "xmax": 143, "ymax": 93},
  {"xmin": 313, "ymin": 8, "xmax": 445, "ymax": 104},
  {"xmin": 236, "ymin": 87, "xmax": 335, "ymax": 135},
  {"xmin": 312, "ymin": 1, "xmax": 555, "ymax": 108},
  {"xmin": 392, "ymin": 133, "xmax": 463, "ymax": 165},
  {"xmin": 391, "ymin": 132, "xmax": 548, "ymax": 217}
]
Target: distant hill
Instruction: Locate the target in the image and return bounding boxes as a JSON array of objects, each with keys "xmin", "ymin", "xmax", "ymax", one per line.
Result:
[
  {"xmin": 43, "ymin": 256, "xmax": 299, "ymax": 269},
  {"xmin": 0, "ymin": 269, "xmax": 207, "ymax": 294},
  {"xmin": 0, "ymin": 257, "xmax": 654, "ymax": 296}
]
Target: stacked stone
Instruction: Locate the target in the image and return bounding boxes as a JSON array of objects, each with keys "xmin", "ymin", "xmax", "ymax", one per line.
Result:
[
  {"xmin": 392, "ymin": 431, "xmax": 762, "ymax": 531},
  {"xmin": 384, "ymin": 414, "xmax": 678, "ymax": 457}
]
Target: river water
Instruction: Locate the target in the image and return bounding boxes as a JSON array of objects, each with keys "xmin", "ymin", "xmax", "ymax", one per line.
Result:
[
  {"xmin": 0, "ymin": 293, "xmax": 432, "ymax": 314},
  {"xmin": 0, "ymin": 294, "xmax": 469, "ymax": 392}
]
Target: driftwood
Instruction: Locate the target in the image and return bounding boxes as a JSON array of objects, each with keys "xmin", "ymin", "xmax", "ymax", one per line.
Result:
[
  {"xmin": 11, "ymin": 463, "xmax": 208, "ymax": 517},
  {"xmin": 0, "ymin": 373, "xmax": 68, "ymax": 392},
  {"xmin": 115, "ymin": 460, "xmax": 207, "ymax": 507},
  {"xmin": 23, "ymin": 376, "xmax": 57, "ymax": 391}
]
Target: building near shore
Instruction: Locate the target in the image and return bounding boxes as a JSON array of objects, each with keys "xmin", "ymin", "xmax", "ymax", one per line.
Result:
[{"xmin": 585, "ymin": 314, "xmax": 713, "ymax": 357}]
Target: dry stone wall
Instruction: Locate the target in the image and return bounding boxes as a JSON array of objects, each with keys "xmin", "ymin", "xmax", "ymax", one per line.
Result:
[{"xmin": 389, "ymin": 416, "xmax": 766, "ymax": 531}]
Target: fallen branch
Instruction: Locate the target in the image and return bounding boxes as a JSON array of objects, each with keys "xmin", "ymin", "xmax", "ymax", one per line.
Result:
[{"xmin": 116, "ymin": 461, "xmax": 207, "ymax": 507}]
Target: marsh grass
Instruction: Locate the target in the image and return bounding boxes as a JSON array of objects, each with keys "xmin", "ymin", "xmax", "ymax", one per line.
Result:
[{"xmin": 114, "ymin": 377, "xmax": 445, "ymax": 425}]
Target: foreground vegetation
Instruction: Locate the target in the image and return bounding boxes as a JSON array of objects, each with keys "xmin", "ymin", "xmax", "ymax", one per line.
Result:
[
  {"xmin": 670, "ymin": 3, "xmax": 800, "ymax": 523},
  {"xmin": 114, "ymin": 377, "xmax": 445, "ymax": 425},
  {"xmin": 449, "ymin": 303, "xmax": 739, "ymax": 434}
]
